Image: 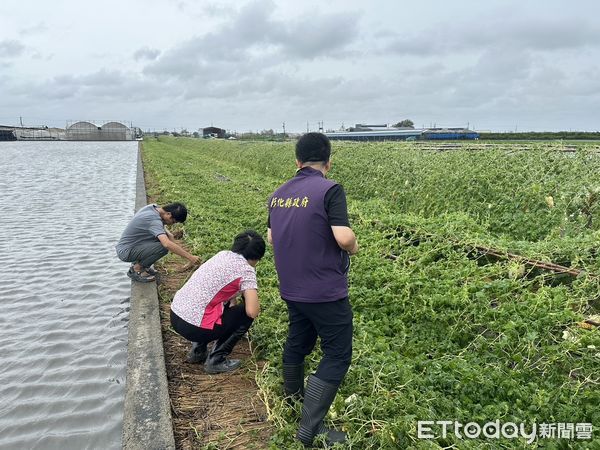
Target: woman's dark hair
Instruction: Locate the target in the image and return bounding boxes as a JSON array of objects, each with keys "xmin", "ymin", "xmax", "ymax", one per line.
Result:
[
  {"xmin": 163, "ymin": 202, "xmax": 188, "ymax": 223},
  {"xmin": 295, "ymin": 132, "xmax": 331, "ymax": 164},
  {"xmin": 231, "ymin": 230, "xmax": 266, "ymax": 260}
]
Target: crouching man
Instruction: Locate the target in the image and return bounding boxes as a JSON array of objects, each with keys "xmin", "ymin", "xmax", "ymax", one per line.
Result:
[{"xmin": 116, "ymin": 202, "xmax": 200, "ymax": 282}]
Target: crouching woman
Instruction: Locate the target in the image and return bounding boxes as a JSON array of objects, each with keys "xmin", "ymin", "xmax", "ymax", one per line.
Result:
[{"xmin": 170, "ymin": 230, "xmax": 265, "ymax": 374}]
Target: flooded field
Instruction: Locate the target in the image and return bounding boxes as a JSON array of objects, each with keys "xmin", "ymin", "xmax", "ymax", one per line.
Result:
[{"xmin": 0, "ymin": 141, "xmax": 138, "ymax": 449}]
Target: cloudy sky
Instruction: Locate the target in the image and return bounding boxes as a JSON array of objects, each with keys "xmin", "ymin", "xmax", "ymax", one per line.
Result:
[{"xmin": 1, "ymin": 0, "xmax": 599, "ymax": 132}]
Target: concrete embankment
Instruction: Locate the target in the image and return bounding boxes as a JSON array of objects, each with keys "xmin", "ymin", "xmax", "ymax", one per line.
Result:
[{"xmin": 122, "ymin": 144, "xmax": 175, "ymax": 449}]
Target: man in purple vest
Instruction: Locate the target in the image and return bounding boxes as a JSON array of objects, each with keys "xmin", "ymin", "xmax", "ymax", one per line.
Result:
[{"xmin": 267, "ymin": 132, "xmax": 358, "ymax": 446}]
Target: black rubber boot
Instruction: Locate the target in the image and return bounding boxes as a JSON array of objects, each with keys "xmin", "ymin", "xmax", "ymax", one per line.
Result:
[
  {"xmin": 204, "ymin": 324, "xmax": 249, "ymax": 374},
  {"xmin": 296, "ymin": 375, "xmax": 347, "ymax": 446},
  {"xmin": 186, "ymin": 342, "xmax": 208, "ymax": 364},
  {"xmin": 283, "ymin": 362, "xmax": 304, "ymax": 403}
]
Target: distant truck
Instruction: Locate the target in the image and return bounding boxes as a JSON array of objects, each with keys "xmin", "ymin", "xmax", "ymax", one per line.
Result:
[{"xmin": 0, "ymin": 129, "xmax": 17, "ymax": 141}]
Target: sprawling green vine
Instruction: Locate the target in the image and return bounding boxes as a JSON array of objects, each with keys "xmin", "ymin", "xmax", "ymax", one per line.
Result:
[{"xmin": 143, "ymin": 137, "xmax": 599, "ymax": 449}]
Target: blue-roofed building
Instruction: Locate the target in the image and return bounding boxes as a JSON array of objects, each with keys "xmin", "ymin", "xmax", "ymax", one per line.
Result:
[
  {"xmin": 324, "ymin": 124, "xmax": 479, "ymax": 141},
  {"xmin": 422, "ymin": 128, "xmax": 479, "ymax": 140},
  {"xmin": 325, "ymin": 124, "xmax": 423, "ymax": 141}
]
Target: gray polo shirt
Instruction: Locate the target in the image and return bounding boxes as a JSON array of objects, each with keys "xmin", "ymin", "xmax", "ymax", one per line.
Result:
[{"xmin": 116, "ymin": 204, "xmax": 166, "ymax": 259}]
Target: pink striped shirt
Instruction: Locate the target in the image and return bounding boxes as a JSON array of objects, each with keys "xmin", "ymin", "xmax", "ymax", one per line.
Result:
[{"xmin": 171, "ymin": 251, "xmax": 258, "ymax": 329}]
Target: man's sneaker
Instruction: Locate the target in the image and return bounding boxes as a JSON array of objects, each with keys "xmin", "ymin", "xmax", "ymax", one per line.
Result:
[
  {"xmin": 127, "ymin": 267, "xmax": 155, "ymax": 283},
  {"xmin": 144, "ymin": 266, "xmax": 158, "ymax": 276}
]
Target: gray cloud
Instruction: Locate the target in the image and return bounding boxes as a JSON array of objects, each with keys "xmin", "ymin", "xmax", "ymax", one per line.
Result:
[
  {"xmin": 31, "ymin": 51, "xmax": 54, "ymax": 61},
  {"xmin": 274, "ymin": 12, "xmax": 360, "ymax": 58},
  {"xmin": 3, "ymin": 69, "xmax": 169, "ymax": 104},
  {"xmin": 133, "ymin": 47, "xmax": 161, "ymax": 61},
  {"xmin": 143, "ymin": 0, "xmax": 360, "ymax": 82},
  {"xmin": 203, "ymin": 3, "xmax": 235, "ymax": 17},
  {"xmin": 182, "ymin": 71, "xmax": 345, "ymax": 101},
  {"xmin": 0, "ymin": 40, "xmax": 25, "ymax": 58},
  {"xmin": 384, "ymin": 17, "xmax": 600, "ymax": 57},
  {"xmin": 19, "ymin": 22, "xmax": 48, "ymax": 36}
]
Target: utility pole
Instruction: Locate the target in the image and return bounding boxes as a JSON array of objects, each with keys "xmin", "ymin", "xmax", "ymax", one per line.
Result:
[
  {"xmin": 20, "ymin": 116, "xmax": 24, "ymax": 127},
  {"xmin": 307, "ymin": 122, "xmax": 309, "ymax": 133},
  {"xmin": 282, "ymin": 122, "xmax": 286, "ymax": 138}
]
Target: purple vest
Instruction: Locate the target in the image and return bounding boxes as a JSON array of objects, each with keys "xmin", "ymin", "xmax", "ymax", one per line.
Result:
[{"xmin": 269, "ymin": 167, "xmax": 348, "ymax": 303}]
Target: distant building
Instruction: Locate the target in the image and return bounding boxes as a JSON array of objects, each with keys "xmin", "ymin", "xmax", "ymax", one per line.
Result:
[
  {"xmin": 100, "ymin": 121, "xmax": 133, "ymax": 140},
  {"xmin": 1, "ymin": 122, "xmax": 138, "ymax": 141},
  {"xmin": 202, "ymin": 127, "xmax": 226, "ymax": 139},
  {"xmin": 422, "ymin": 128, "xmax": 479, "ymax": 140},
  {"xmin": 66, "ymin": 121, "xmax": 134, "ymax": 141},
  {"xmin": 325, "ymin": 125, "xmax": 479, "ymax": 141},
  {"xmin": 326, "ymin": 128, "xmax": 423, "ymax": 141},
  {"xmin": 0, "ymin": 125, "xmax": 65, "ymax": 140},
  {"xmin": 350, "ymin": 124, "xmax": 389, "ymax": 131},
  {"xmin": 66, "ymin": 121, "xmax": 98, "ymax": 140}
]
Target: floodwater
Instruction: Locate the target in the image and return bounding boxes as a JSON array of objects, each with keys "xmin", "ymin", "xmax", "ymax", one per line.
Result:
[{"xmin": 0, "ymin": 141, "xmax": 138, "ymax": 449}]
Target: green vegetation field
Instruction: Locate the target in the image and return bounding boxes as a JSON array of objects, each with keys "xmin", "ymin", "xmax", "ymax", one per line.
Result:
[{"xmin": 143, "ymin": 137, "xmax": 600, "ymax": 449}]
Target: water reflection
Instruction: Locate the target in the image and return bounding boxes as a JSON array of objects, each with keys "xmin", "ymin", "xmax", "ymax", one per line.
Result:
[{"xmin": 0, "ymin": 141, "xmax": 137, "ymax": 449}]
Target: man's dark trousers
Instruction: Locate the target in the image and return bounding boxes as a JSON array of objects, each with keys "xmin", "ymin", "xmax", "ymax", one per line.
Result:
[
  {"xmin": 122, "ymin": 240, "xmax": 168, "ymax": 268},
  {"xmin": 282, "ymin": 297, "xmax": 353, "ymax": 385}
]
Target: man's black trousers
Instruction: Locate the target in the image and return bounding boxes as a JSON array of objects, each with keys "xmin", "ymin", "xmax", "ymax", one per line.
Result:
[{"xmin": 283, "ymin": 297, "xmax": 353, "ymax": 386}]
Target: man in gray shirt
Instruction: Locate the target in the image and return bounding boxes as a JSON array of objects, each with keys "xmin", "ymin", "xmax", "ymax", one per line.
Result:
[{"xmin": 116, "ymin": 202, "xmax": 200, "ymax": 282}]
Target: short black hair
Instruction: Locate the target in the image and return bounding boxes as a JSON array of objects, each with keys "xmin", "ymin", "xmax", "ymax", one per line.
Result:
[
  {"xmin": 295, "ymin": 132, "xmax": 331, "ymax": 164},
  {"xmin": 163, "ymin": 202, "xmax": 188, "ymax": 223},
  {"xmin": 231, "ymin": 230, "xmax": 266, "ymax": 261}
]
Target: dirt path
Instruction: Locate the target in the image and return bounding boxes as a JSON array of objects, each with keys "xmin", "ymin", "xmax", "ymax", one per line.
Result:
[
  {"xmin": 156, "ymin": 251, "xmax": 271, "ymax": 450},
  {"xmin": 142, "ymin": 160, "xmax": 272, "ymax": 449}
]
